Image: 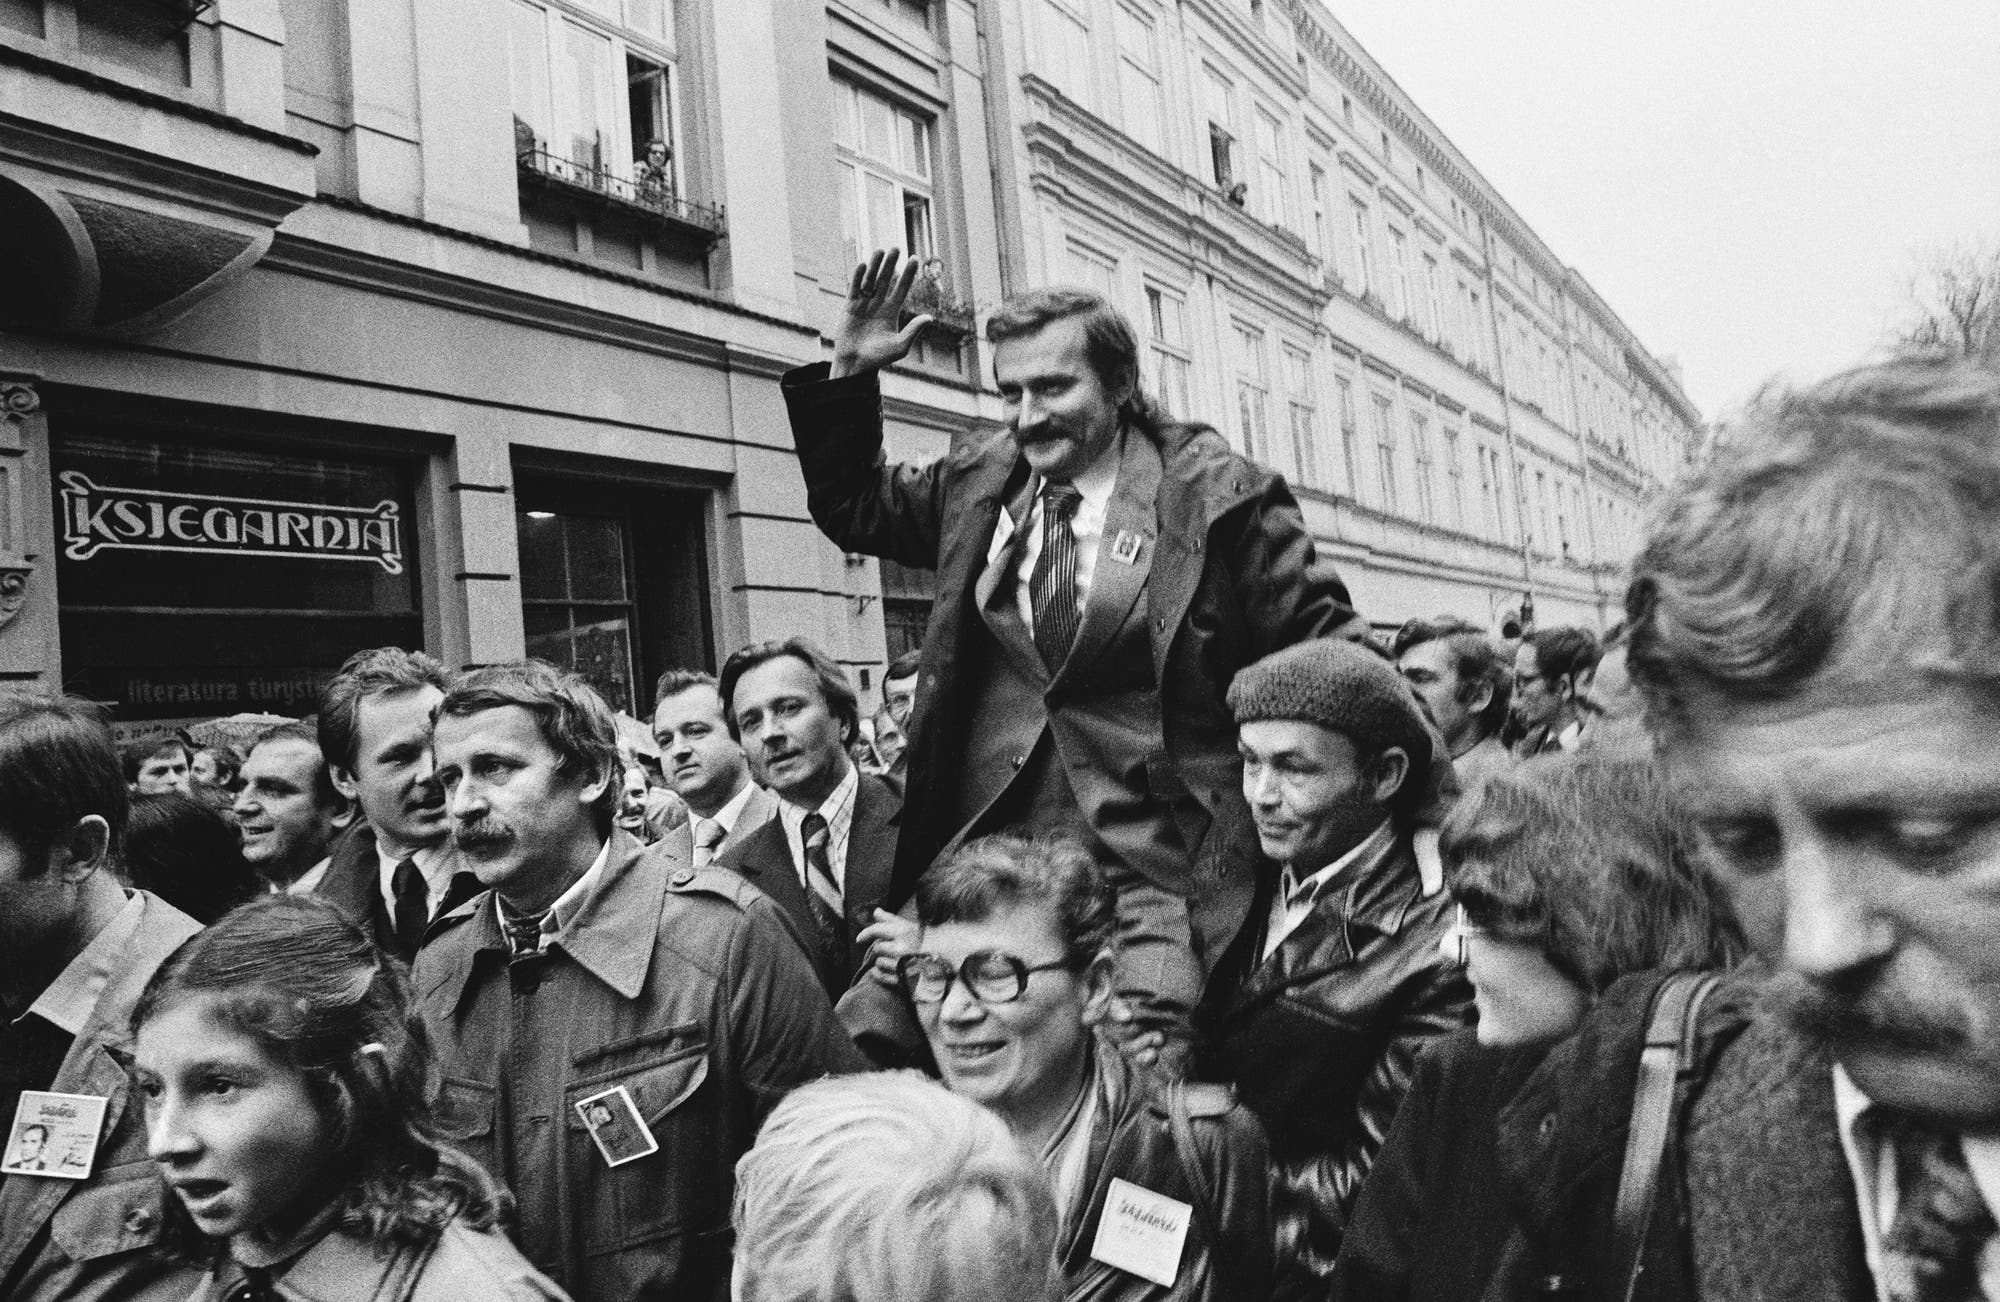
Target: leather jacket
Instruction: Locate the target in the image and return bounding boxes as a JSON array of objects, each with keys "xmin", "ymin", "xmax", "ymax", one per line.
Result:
[
  {"xmin": 1061, "ymin": 1049, "xmax": 1274, "ymax": 1302},
  {"xmin": 1195, "ymin": 830, "xmax": 1470, "ymax": 1299}
]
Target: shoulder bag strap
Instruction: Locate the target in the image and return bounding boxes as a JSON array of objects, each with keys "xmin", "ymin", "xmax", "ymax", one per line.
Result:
[
  {"xmin": 1165, "ymin": 1079, "xmax": 1222, "ymax": 1246},
  {"xmin": 1611, "ymin": 971, "xmax": 1723, "ymax": 1302}
]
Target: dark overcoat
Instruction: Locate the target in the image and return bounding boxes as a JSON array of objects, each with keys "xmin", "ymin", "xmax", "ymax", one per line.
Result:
[{"xmin": 782, "ymin": 363, "xmax": 1364, "ymax": 951}]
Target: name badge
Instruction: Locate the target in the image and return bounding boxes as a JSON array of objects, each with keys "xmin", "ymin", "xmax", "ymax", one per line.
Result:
[
  {"xmin": 1109, "ymin": 530, "xmax": 1144, "ymax": 565},
  {"xmin": 4, "ymin": 1090, "xmax": 110, "ymax": 1180},
  {"xmin": 574, "ymin": 1084, "xmax": 660, "ymax": 1169},
  {"xmin": 1089, "ymin": 1177, "xmax": 1191, "ymax": 1288}
]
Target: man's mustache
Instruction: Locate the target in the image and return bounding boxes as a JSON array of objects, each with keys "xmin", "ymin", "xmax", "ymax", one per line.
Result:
[
  {"xmin": 1767, "ymin": 969, "xmax": 1973, "ymax": 1055},
  {"xmin": 454, "ymin": 819, "xmax": 515, "ymax": 850}
]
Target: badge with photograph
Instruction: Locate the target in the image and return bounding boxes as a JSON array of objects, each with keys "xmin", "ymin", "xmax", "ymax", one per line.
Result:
[
  {"xmin": 4, "ymin": 1090, "xmax": 110, "ymax": 1180},
  {"xmin": 574, "ymin": 1084, "xmax": 660, "ymax": 1168}
]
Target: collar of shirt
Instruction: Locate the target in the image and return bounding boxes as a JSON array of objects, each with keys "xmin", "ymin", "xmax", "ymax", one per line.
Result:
[
  {"xmin": 776, "ymin": 762, "xmax": 859, "ymax": 893},
  {"xmin": 488, "ymin": 838, "xmax": 614, "ymax": 952},
  {"xmin": 986, "ymin": 430, "xmax": 1124, "ymax": 632},
  {"xmin": 1263, "ymin": 820, "xmax": 1397, "ymax": 962},
  {"xmin": 374, "ymin": 840, "xmax": 452, "ymax": 918},
  {"xmin": 20, "ymin": 890, "xmax": 145, "ymax": 1035},
  {"xmin": 1833, "ymin": 1063, "xmax": 2000, "ymax": 1301},
  {"xmin": 285, "ymin": 856, "xmax": 333, "ymax": 896},
  {"xmin": 704, "ymin": 780, "xmax": 758, "ymax": 837}
]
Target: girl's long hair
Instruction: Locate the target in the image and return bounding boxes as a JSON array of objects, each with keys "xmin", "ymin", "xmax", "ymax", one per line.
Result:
[{"xmin": 131, "ymin": 894, "xmax": 507, "ymax": 1255}]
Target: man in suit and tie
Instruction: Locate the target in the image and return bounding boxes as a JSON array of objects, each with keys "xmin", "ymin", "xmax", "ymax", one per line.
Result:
[
  {"xmin": 781, "ymin": 250, "xmax": 1366, "ymax": 1053},
  {"xmin": 313, "ymin": 646, "xmax": 479, "ymax": 963},
  {"xmin": 714, "ymin": 638, "xmax": 899, "ymax": 1000},
  {"xmin": 651, "ymin": 668, "xmax": 775, "ymax": 869}
]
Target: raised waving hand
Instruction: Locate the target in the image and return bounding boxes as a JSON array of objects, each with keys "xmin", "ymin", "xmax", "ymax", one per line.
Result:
[{"xmin": 831, "ymin": 249, "xmax": 935, "ymax": 378}]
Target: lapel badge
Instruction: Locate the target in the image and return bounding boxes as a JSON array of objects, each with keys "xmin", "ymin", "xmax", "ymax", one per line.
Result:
[{"xmin": 1110, "ymin": 530, "xmax": 1143, "ymax": 565}]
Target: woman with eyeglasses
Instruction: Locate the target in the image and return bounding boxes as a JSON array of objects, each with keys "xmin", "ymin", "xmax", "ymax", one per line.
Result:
[
  {"xmin": 899, "ymin": 835, "xmax": 1274, "ymax": 1302},
  {"xmin": 1331, "ymin": 750, "xmax": 1743, "ymax": 1302}
]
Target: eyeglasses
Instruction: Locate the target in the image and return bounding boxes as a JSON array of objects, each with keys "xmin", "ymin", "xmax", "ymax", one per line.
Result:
[{"xmin": 897, "ymin": 951, "xmax": 1071, "ymax": 1004}]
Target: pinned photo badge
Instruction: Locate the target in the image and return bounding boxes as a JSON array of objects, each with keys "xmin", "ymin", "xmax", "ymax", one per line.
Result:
[
  {"xmin": 4, "ymin": 1090, "xmax": 110, "ymax": 1180},
  {"xmin": 574, "ymin": 1085, "xmax": 660, "ymax": 1168},
  {"xmin": 1109, "ymin": 529, "xmax": 1144, "ymax": 565}
]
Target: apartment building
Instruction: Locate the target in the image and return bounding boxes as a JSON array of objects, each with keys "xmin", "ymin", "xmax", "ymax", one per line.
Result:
[{"xmin": 0, "ymin": 0, "xmax": 1695, "ymax": 735}]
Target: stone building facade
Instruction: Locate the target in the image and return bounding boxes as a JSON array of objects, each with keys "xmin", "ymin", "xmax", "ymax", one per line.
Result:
[{"xmin": 0, "ymin": 0, "xmax": 1696, "ymax": 734}]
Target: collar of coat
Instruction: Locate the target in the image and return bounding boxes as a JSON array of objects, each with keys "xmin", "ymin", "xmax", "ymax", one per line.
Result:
[
  {"xmin": 963, "ymin": 415, "xmax": 1280, "ymax": 538},
  {"xmin": 421, "ymin": 829, "xmax": 669, "ymax": 1006},
  {"xmin": 1229, "ymin": 828, "xmax": 1429, "ymax": 1001}
]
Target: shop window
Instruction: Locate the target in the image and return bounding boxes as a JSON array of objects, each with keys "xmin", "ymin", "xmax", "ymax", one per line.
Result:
[
  {"xmin": 52, "ymin": 430, "xmax": 422, "ymax": 733},
  {"xmin": 515, "ymin": 476, "xmax": 710, "ymax": 717}
]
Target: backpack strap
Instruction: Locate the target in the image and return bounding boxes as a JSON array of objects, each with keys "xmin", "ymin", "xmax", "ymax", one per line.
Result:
[{"xmin": 1612, "ymin": 971, "xmax": 1723, "ymax": 1302}]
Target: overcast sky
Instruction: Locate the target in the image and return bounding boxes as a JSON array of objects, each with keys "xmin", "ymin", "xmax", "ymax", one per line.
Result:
[{"xmin": 1325, "ymin": 1, "xmax": 2000, "ymax": 421}]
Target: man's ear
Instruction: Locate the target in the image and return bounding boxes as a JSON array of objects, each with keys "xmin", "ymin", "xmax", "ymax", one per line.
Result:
[
  {"xmin": 1461, "ymin": 679, "xmax": 1495, "ymax": 716},
  {"xmin": 1080, "ymin": 953, "xmax": 1117, "ymax": 1027},
  {"xmin": 330, "ymin": 764, "xmax": 360, "ymax": 803},
  {"xmin": 1367, "ymin": 748, "xmax": 1411, "ymax": 805},
  {"xmin": 53, "ymin": 815, "xmax": 112, "ymax": 884},
  {"xmin": 329, "ymin": 796, "xmax": 358, "ymax": 832},
  {"xmin": 1555, "ymin": 672, "xmax": 1577, "ymax": 702},
  {"xmin": 577, "ymin": 760, "xmax": 615, "ymax": 812}
]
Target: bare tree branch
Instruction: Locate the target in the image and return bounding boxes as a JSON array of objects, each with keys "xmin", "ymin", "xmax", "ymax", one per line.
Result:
[{"xmin": 1894, "ymin": 239, "xmax": 2000, "ymax": 358}]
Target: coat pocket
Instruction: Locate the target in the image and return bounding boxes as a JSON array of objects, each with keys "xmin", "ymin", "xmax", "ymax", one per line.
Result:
[
  {"xmin": 564, "ymin": 1042, "xmax": 715, "ymax": 1255},
  {"xmin": 435, "ymin": 1075, "xmax": 501, "ymax": 1183}
]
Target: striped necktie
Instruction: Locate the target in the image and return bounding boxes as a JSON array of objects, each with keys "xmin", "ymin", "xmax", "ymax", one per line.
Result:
[
  {"xmin": 1029, "ymin": 482, "xmax": 1084, "ymax": 669},
  {"xmin": 1874, "ymin": 1109, "xmax": 1997, "ymax": 1302}
]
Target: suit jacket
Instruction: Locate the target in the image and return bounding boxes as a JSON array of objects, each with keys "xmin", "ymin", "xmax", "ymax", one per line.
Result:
[
  {"xmin": 0, "ymin": 892, "xmax": 203, "ymax": 1302},
  {"xmin": 1490, "ymin": 968, "xmax": 1870, "ymax": 1302},
  {"xmin": 715, "ymin": 783, "xmax": 777, "ymax": 861},
  {"xmin": 315, "ymin": 821, "xmax": 478, "ymax": 962},
  {"xmin": 783, "ymin": 363, "xmax": 1365, "ymax": 950},
  {"xmin": 714, "ymin": 773, "xmax": 899, "ymax": 998}
]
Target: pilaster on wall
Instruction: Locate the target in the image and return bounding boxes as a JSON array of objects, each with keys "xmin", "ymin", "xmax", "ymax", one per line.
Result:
[
  {"xmin": 0, "ymin": 376, "xmax": 60, "ymax": 689},
  {"xmin": 446, "ymin": 430, "xmax": 525, "ymax": 669}
]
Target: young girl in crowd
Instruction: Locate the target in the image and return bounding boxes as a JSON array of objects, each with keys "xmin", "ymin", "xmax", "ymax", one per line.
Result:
[{"xmin": 129, "ymin": 894, "xmax": 569, "ymax": 1302}]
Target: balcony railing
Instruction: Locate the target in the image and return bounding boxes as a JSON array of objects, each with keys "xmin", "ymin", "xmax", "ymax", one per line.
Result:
[{"xmin": 516, "ymin": 144, "xmax": 726, "ymax": 247}]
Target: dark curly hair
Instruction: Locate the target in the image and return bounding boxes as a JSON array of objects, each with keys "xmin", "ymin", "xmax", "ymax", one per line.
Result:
[
  {"xmin": 131, "ymin": 895, "xmax": 508, "ymax": 1256},
  {"xmin": 1441, "ymin": 751, "xmax": 1742, "ymax": 993},
  {"xmin": 913, "ymin": 835, "xmax": 1115, "ymax": 969}
]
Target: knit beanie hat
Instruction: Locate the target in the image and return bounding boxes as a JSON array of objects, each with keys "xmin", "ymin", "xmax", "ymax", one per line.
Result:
[{"xmin": 1228, "ymin": 637, "xmax": 1433, "ymax": 774}]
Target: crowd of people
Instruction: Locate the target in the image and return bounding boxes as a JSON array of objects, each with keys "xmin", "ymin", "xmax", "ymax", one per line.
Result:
[{"xmin": 3, "ymin": 247, "xmax": 1998, "ymax": 1302}]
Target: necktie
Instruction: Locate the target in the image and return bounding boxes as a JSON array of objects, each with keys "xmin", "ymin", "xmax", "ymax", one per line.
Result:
[
  {"xmin": 693, "ymin": 818, "xmax": 726, "ymax": 871},
  {"xmin": 391, "ymin": 857, "xmax": 428, "ymax": 963},
  {"xmin": 1029, "ymin": 482, "xmax": 1084, "ymax": 669},
  {"xmin": 222, "ymin": 1267, "xmax": 277, "ymax": 1302},
  {"xmin": 1877, "ymin": 1111, "xmax": 1997, "ymax": 1302},
  {"xmin": 799, "ymin": 812, "xmax": 848, "ymax": 975}
]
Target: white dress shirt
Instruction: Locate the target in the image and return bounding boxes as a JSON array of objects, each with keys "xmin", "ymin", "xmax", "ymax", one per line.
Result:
[
  {"xmin": 775, "ymin": 762, "xmax": 859, "ymax": 896},
  {"xmin": 1262, "ymin": 820, "xmax": 1397, "ymax": 961},
  {"xmin": 694, "ymin": 780, "xmax": 758, "ymax": 850},
  {"xmin": 285, "ymin": 855, "xmax": 332, "ymax": 896},
  {"xmin": 374, "ymin": 841, "xmax": 455, "ymax": 921},
  {"xmin": 984, "ymin": 432, "xmax": 1123, "ymax": 634},
  {"xmin": 1832, "ymin": 1064, "xmax": 2000, "ymax": 1300}
]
